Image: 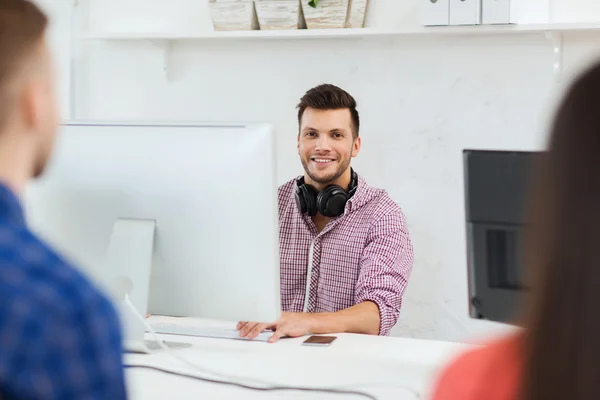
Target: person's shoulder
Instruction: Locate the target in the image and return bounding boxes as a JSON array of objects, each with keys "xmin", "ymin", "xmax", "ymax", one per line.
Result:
[
  {"xmin": 0, "ymin": 227, "xmax": 119, "ymax": 325},
  {"xmin": 356, "ymin": 178, "xmax": 405, "ymax": 222},
  {"xmin": 278, "ymin": 177, "xmax": 298, "ymax": 203},
  {"xmin": 278, "ymin": 177, "xmax": 297, "ymax": 194},
  {"xmin": 0, "ymin": 226, "xmax": 126, "ymax": 398},
  {"xmin": 431, "ymin": 334, "xmax": 522, "ymax": 400}
]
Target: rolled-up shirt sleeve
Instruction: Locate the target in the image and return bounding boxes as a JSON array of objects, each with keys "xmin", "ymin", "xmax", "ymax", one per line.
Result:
[{"xmin": 354, "ymin": 209, "xmax": 414, "ymax": 336}]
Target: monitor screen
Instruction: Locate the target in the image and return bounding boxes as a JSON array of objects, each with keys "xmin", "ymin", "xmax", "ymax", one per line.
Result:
[
  {"xmin": 463, "ymin": 149, "xmax": 539, "ymax": 323},
  {"xmin": 24, "ymin": 122, "xmax": 281, "ymax": 327}
]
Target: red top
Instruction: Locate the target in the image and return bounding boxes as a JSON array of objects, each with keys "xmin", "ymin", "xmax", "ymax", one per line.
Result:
[{"xmin": 431, "ymin": 334, "xmax": 522, "ymax": 400}]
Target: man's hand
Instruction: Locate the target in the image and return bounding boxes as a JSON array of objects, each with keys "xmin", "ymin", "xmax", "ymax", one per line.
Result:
[
  {"xmin": 237, "ymin": 302, "xmax": 381, "ymax": 342},
  {"xmin": 237, "ymin": 312, "xmax": 315, "ymax": 343}
]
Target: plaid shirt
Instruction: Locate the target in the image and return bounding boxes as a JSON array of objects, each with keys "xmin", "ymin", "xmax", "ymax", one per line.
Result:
[
  {"xmin": 278, "ymin": 173, "xmax": 414, "ymax": 335},
  {"xmin": 0, "ymin": 184, "xmax": 127, "ymax": 400}
]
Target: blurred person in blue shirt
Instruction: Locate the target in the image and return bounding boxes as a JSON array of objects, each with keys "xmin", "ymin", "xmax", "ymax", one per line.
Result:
[{"xmin": 0, "ymin": 1, "xmax": 127, "ymax": 399}]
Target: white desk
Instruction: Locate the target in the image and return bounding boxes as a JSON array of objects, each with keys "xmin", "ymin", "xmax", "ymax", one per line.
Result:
[{"xmin": 125, "ymin": 317, "xmax": 476, "ymax": 400}]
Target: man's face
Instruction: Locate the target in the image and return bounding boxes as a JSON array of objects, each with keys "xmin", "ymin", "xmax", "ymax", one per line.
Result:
[
  {"xmin": 29, "ymin": 39, "xmax": 59, "ymax": 178},
  {"xmin": 297, "ymin": 107, "xmax": 361, "ymax": 185}
]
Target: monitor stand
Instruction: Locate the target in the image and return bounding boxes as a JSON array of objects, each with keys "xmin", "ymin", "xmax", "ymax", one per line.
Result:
[{"xmin": 105, "ymin": 218, "xmax": 191, "ymax": 353}]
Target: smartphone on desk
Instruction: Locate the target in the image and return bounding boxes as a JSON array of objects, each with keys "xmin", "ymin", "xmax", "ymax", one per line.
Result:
[{"xmin": 302, "ymin": 335, "xmax": 337, "ymax": 347}]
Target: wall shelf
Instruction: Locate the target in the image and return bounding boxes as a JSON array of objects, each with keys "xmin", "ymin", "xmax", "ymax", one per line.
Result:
[
  {"xmin": 75, "ymin": 22, "xmax": 600, "ymax": 41},
  {"xmin": 74, "ymin": 22, "xmax": 597, "ymax": 81}
]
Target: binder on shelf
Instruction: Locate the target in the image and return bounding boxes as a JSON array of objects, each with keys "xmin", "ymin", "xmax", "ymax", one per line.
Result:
[
  {"xmin": 421, "ymin": 0, "xmax": 450, "ymax": 26},
  {"xmin": 449, "ymin": 0, "xmax": 481, "ymax": 25},
  {"xmin": 482, "ymin": 0, "xmax": 510, "ymax": 24}
]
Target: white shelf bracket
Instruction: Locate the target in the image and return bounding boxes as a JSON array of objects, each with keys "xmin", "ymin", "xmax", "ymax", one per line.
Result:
[
  {"xmin": 149, "ymin": 40, "xmax": 174, "ymax": 81},
  {"xmin": 544, "ymin": 30, "xmax": 563, "ymax": 83}
]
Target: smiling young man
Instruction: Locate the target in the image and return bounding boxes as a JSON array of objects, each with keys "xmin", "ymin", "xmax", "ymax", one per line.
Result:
[{"xmin": 237, "ymin": 84, "xmax": 414, "ymax": 342}]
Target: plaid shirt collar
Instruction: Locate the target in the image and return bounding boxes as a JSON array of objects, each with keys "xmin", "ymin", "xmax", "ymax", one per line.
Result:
[{"xmin": 0, "ymin": 182, "xmax": 25, "ymax": 227}]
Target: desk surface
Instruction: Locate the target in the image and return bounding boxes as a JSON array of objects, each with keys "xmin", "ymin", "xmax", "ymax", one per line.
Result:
[{"xmin": 124, "ymin": 316, "xmax": 477, "ymax": 400}]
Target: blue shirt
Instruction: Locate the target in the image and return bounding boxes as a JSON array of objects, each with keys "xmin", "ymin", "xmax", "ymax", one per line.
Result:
[{"xmin": 0, "ymin": 184, "xmax": 128, "ymax": 399}]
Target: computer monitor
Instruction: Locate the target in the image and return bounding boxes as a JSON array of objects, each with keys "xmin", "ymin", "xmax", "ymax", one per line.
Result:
[
  {"xmin": 23, "ymin": 121, "xmax": 281, "ymax": 350},
  {"xmin": 463, "ymin": 149, "xmax": 539, "ymax": 324}
]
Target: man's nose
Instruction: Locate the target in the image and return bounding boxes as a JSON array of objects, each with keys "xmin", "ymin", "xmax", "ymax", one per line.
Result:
[{"xmin": 315, "ymin": 135, "xmax": 332, "ymax": 152}]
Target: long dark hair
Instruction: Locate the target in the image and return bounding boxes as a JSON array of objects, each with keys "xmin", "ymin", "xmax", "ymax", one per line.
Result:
[{"xmin": 520, "ymin": 62, "xmax": 600, "ymax": 400}]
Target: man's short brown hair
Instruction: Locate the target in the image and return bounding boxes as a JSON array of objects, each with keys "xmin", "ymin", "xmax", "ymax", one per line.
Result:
[
  {"xmin": 296, "ymin": 84, "xmax": 360, "ymax": 139},
  {"xmin": 0, "ymin": 0, "xmax": 48, "ymax": 127}
]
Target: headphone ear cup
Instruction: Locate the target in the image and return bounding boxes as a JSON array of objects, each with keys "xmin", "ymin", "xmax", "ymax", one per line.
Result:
[
  {"xmin": 317, "ymin": 185, "xmax": 349, "ymax": 218},
  {"xmin": 296, "ymin": 184, "xmax": 317, "ymax": 216}
]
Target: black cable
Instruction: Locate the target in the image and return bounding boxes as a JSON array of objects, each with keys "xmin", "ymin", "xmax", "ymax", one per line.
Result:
[{"xmin": 125, "ymin": 364, "xmax": 377, "ymax": 399}]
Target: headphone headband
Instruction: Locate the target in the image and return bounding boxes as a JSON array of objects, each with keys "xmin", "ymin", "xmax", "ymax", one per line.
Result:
[{"xmin": 348, "ymin": 168, "xmax": 358, "ymax": 196}]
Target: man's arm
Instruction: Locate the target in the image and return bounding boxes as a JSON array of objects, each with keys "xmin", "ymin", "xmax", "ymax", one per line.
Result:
[
  {"xmin": 303, "ymin": 301, "xmax": 381, "ymax": 335},
  {"xmin": 0, "ymin": 290, "xmax": 128, "ymax": 399},
  {"xmin": 239, "ymin": 209, "xmax": 413, "ymax": 341},
  {"xmin": 354, "ymin": 209, "xmax": 414, "ymax": 335},
  {"xmin": 310, "ymin": 210, "xmax": 413, "ymax": 336},
  {"xmin": 238, "ymin": 302, "xmax": 380, "ymax": 342}
]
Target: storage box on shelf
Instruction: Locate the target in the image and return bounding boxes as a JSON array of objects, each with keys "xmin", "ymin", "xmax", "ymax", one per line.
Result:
[
  {"xmin": 209, "ymin": 0, "xmax": 259, "ymax": 31},
  {"xmin": 347, "ymin": 0, "xmax": 369, "ymax": 28},
  {"xmin": 449, "ymin": 0, "xmax": 481, "ymax": 26},
  {"xmin": 255, "ymin": 0, "xmax": 305, "ymax": 30},
  {"xmin": 209, "ymin": 0, "xmax": 369, "ymax": 31},
  {"xmin": 421, "ymin": 0, "xmax": 512, "ymax": 27},
  {"xmin": 301, "ymin": 0, "xmax": 369, "ymax": 29},
  {"xmin": 421, "ymin": 0, "xmax": 450, "ymax": 26},
  {"xmin": 481, "ymin": 0, "xmax": 510, "ymax": 25},
  {"xmin": 301, "ymin": 0, "xmax": 348, "ymax": 29}
]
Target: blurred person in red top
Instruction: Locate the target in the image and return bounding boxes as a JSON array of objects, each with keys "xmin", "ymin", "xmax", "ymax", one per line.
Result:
[{"xmin": 432, "ymin": 59, "xmax": 600, "ymax": 400}]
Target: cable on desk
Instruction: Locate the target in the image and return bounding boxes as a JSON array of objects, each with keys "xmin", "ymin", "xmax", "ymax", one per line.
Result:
[
  {"xmin": 344, "ymin": 382, "xmax": 422, "ymax": 399},
  {"xmin": 125, "ymin": 297, "xmax": 421, "ymax": 400},
  {"xmin": 125, "ymin": 295, "xmax": 277, "ymax": 387},
  {"xmin": 124, "ymin": 363, "xmax": 377, "ymax": 399}
]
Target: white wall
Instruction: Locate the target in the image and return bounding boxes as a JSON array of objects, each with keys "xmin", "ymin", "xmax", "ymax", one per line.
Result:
[
  {"xmin": 45, "ymin": 0, "xmax": 600, "ymax": 342},
  {"xmin": 34, "ymin": 0, "xmax": 72, "ymax": 120}
]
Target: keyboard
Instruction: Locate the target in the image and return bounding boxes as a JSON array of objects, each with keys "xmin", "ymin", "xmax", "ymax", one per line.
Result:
[{"xmin": 147, "ymin": 322, "xmax": 274, "ymax": 342}]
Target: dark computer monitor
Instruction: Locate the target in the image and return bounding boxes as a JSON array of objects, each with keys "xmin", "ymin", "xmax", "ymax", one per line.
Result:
[{"xmin": 463, "ymin": 149, "xmax": 539, "ymax": 323}]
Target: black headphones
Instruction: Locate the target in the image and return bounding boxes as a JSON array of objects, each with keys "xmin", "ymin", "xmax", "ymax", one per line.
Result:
[{"xmin": 295, "ymin": 169, "xmax": 358, "ymax": 218}]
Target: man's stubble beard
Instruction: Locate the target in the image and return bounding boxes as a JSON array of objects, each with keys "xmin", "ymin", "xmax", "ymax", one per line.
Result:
[{"xmin": 300, "ymin": 155, "xmax": 351, "ymax": 185}]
